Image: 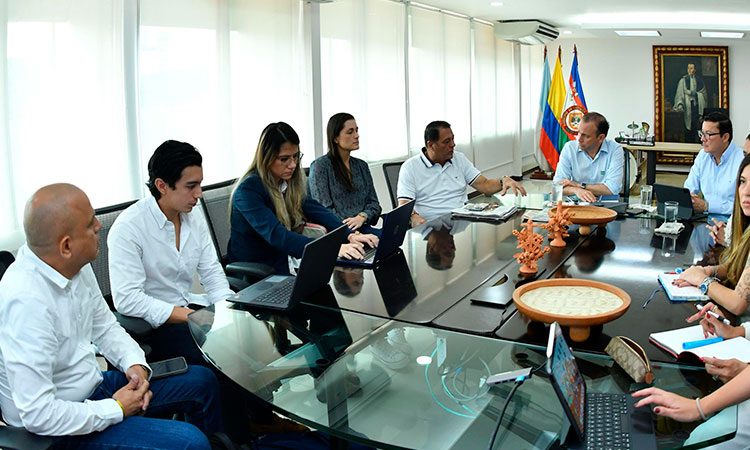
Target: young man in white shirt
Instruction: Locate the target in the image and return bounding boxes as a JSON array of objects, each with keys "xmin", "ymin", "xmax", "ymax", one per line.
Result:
[
  {"xmin": 397, "ymin": 120, "xmax": 527, "ymax": 227},
  {"xmin": 108, "ymin": 140, "xmax": 234, "ymax": 364},
  {"xmin": 108, "ymin": 140, "xmax": 305, "ymax": 436},
  {"xmin": 0, "ymin": 183, "xmax": 221, "ymax": 449}
]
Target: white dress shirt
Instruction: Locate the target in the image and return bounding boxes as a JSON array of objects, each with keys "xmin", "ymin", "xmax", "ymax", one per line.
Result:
[
  {"xmin": 0, "ymin": 245, "xmax": 147, "ymax": 435},
  {"xmin": 108, "ymin": 196, "xmax": 233, "ymax": 328}
]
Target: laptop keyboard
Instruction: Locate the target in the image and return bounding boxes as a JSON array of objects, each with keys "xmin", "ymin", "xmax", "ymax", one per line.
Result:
[
  {"xmin": 251, "ymin": 277, "xmax": 295, "ymax": 306},
  {"xmin": 363, "ymin": 246, "xmax": 377, "ymax": 263},
  {"xmin": 585, "ymin": 393, "xmax": 631, "ymax": 449}
]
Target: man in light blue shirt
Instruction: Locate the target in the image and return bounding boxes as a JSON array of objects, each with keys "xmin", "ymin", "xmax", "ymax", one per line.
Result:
[
  {"xmin": 684, "ymin": 112, "xmax": 743, "ymax": 216},
  {"xmin": 553, "ymin": 112, "xmax": 624, "ymax": 203}
]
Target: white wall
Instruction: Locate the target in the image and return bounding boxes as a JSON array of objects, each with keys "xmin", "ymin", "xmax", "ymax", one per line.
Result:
[{"xmin": 549, "ymin": 36, "xmax": 750, "ymax": 146}]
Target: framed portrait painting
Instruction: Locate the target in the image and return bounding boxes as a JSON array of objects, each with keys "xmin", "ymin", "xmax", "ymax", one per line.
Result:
[{"xmin": 653, "ymin": 46, "xmax": 729, "ymax": 144}]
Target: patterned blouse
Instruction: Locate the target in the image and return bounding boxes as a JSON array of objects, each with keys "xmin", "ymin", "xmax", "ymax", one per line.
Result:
[{"xmin": 308, "ymin": 155, "xmax": 382, "ymax": 224}]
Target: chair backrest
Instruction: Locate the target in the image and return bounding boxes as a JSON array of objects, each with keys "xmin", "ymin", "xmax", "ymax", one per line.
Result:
[
  {"xmin": 0, "ymin": 251, "xmax": 14, "ymax": 281},
  {"xmin": 92, "ymin": 200, "xmax": 137, "ymax": 305},
  {"xmin": 382, "ymin": 161, "xmax": 403, "ymax": 209},
  {"xmin": 200, "ymin": 179, "xmax": 237, "ymax": 265},
  {"xmin": 621, "ymin": 147, "xmax": 637, "ymax": 200}
]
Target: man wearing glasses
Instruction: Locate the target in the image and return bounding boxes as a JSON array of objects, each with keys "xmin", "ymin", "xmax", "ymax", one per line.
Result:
[{"xmin": 684, "ymin": 111, "xmax": 743, "ymax": 216}]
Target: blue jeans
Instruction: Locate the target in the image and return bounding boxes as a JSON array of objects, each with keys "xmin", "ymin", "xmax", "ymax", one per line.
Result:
[{"xmin": 53, "ymin": 366, "xmax": 222, "ymax": 450}]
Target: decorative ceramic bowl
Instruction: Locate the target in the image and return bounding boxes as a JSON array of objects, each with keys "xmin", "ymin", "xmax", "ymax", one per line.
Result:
[{"xmin": 549, "ymin": 205, "xmax": 617, "ymax": 235}]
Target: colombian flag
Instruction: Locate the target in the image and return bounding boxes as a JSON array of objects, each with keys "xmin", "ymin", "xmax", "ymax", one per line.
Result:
[{"xmin": 539, "ymin": 47, "xmax": 568, "ymax": 170}]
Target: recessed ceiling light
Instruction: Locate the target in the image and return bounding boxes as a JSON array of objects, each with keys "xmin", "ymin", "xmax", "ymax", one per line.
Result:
[
  {"xmin": 563, "ymin": 30, "xmax": 572, "ymax": 35},
  {"xmin": 615, "ymin": 30, "xmax": 661, "ymax": 37},
  {"xmin": 490, "ymin": 1, "xmax": 504, "ymax": 6},
  {"xmin": 701, "ymin": 31, "xmax": 744, "ymax": 39}
]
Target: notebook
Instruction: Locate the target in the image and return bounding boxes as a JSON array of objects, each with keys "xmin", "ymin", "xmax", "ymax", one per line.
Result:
[
  {"xmin": 546, "ymin": 322, "xmax": 657, "ymax": 450},
  {"xmin": 653, "ymin": 183, "xmax": 708, "ymax": 221},
  {"xmin": 649, "ymin": 325, "xmax": 750, "ymax": 362},
  {"xmin": 228, "ymin": 225, "xmax": 347, "ymax": 310},
  {"xmin": 657, "ymin": 272, "xmax": 709, "ymax": 302},
  {"xmin": 450, "ymin": 203, "xmax": 517, "ymax": 222},
  {"xmin": 337, "ymin": 199, "xmax": 414, "ymax": 268}
]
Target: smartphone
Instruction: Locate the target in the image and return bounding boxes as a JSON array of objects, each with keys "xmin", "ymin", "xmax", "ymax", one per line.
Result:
[
  {"xmin": 626, "ymin": 207, "xmax": 646, "ymax": 216},
  {"xmin": 150, "ymin": 356, "xmax": 188, "ymax": 380}
]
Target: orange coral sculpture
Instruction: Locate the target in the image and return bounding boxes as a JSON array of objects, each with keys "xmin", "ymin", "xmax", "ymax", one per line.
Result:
[
  {"xmin": 513, "ymin": 218, "xmax": 551, "ymax": 274},
  {"xmin": 542, "ymin": 200, "xmax": 574, "ymax": 247}
]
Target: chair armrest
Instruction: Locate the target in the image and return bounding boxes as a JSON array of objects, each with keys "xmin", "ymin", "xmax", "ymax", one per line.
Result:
[
  {"xmin": 0, "ymin": 426, "xmax": 55, "ymax": 450},
  {"xmin": 225, "ymin": 262, "xmax": 274, "ymax": 281},
  {"xmin": 227, "ymin": 276, "xmax": 250, "ymax": 292},
  {"xmin": 113, "ymin": 312, "xmax": 153, "ymax": 339}
]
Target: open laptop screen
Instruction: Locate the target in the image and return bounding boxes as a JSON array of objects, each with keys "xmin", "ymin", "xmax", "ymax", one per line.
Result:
[{"xmin": 546, "ymin": 323, "xmax": 586, "ymax": 438}]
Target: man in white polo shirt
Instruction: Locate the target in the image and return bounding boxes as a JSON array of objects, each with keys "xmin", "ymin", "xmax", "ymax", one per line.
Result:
[{"xmin": 397, "ymin": 120, "xmax": 526, "ymax": 227}]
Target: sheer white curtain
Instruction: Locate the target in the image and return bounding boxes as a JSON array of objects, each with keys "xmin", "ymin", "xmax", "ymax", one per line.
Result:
[
  {"xmin": 319, "ymin": 0, "xmax": 407, "ymax": 162},
  {"xmin": 139, "ymin": 0, "xmax": 311, "ymax": 182},
  {"xmin": 1, "ymin": 0, "xmax": 132, "ymax": 249},
  {"xmin": 408, "ymin": 7, "xmax": 471, "ymax": 156},
  {"xmin": 519, "ymin": 44, "xmax": 544, "ymax": 166}
]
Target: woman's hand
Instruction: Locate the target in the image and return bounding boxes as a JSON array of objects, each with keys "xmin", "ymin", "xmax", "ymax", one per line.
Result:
[
  {"xmin": 338, "ymin": 243, "xmax": 365, "ymax": 260},
  {"xmin": 703, "ymin": 356, "xmax": 748, "ymax": 383},
  {"xmin": 700, "ymin": 314, "xmax": 743, "ymax": 340},
  {"xmin": 632, "ymin": 387, "xmax": 700, "ymax": 422},
  {"xmin": 707, "ymin": 218, "xmax": 727, "ymax": 246},
  {"xmin": 673, "ymin": 265, "xmax": 711, "ymax": 287},
  {"xmin": 342, "ymin": 214, "xmax": 366, "ymax": 231},
  {"xmin": 349, "ymin": 232, "xmax": 379, "ymax": 248}
]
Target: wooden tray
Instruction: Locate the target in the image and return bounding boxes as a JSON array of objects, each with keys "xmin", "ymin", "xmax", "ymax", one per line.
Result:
[
  {"xmin": 513, "ymin": 278, "xmax": 631, "ymax": 342},
  {"xmin": 549, "ymin": 205, "xmax": 617, "ymax": 235}
]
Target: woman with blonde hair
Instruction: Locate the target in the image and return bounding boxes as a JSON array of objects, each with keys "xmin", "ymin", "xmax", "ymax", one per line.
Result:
[{"xmin": 228, "ymin": 122, "xmax": 377, "ymax": 275}]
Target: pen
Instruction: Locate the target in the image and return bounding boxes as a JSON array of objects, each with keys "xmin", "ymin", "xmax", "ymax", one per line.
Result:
[
  {"xmin": 695, "ymin": 304, "xmax": 731, "ymax": 325},
  {"xmin": 683, "ymin": 336, "xmax": 723, "ymax": 350}
]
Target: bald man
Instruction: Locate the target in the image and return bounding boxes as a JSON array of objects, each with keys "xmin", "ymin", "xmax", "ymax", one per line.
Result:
[{"xmin": 0, "ymin": 184, "xmax": 221, "ymax": 449}]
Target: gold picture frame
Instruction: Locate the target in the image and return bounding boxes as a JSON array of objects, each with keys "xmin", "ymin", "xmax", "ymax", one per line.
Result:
[{"xmin": 653, "ymin": 45, "xmax": 729, "ymax": 146}]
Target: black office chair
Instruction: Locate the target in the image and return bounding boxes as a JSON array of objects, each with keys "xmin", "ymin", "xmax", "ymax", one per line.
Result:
[
  {"xmin": 0, "ymin": 252, "xmax": 55, "ymax": 450},
  {"xmin": 92, "ymin": 201, "xmax": 153, "ymax": 340},
  {"xmin": 382, "ymin": 161, "xmax": 404, "ymax": 209},
  {"xmin": 200, "ymin": 179, "xmax": 273, "ymax": 290},
  {"xmin": 620, "ymin": 147, "xmax": 635, "ymax": 201}
]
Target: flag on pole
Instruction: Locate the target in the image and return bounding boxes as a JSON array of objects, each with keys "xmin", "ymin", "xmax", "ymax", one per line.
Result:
[
  {"xmin": 539, "ymin": 46, "xmax": 568, "ymax": 170},
  {"xmin": 533, "ymin": 47, "xmax": 552, "ymax": 172},
  {"xmin": 559, "ymin": 45, "xmax": 589, "ymax": 140},
  {"xmin": 568, "ymin": 45, "xmax": 587, "ymax": 110}
]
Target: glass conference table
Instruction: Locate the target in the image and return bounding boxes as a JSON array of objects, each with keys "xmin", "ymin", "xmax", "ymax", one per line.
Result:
[{"xmin": 189, "ymin": 301, "xmax": 736, "ymax": 449}]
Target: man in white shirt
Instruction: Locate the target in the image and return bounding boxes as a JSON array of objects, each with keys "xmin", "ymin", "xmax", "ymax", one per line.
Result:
[
  {"xmin": 108, "ymin": 141, "xmax": 305, "ymax": 436},
  {"xmin": 397, "ymin": 120, "xmax": 527, "ymax": 227},
  {"xmin": 108, "ymin": 140, "xmax": 234, "ymax": 365},
  {"xmin": 0, "ymin": 184, "xmax": 221, "ymax": 449}
]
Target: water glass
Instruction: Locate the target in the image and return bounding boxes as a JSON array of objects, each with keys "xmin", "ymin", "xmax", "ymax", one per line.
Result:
[
  {"xmin": 639, "ymin": 217, "xmax": 651, "ymax": 235},
  {"xmin": 664, "ymin": 201, "xmax": 679, "ymax": 223},
  {"xmin": 640, "ymin": 185, "xmax": 653, "ymax": 207},
  {"xmin": 551, "ymin": 182, "xmax": 564, "ymax": 203}
]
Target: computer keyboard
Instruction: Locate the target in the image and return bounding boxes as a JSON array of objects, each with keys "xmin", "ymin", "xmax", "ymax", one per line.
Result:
[
  {"xmin": 363, "ymin": 246, "xmax": 377, "ymax": 263},
  {"xmin": 585, "ymin": 393, "xmax": 631, "ymax": 449},
  {"xmin": 251, "ymin": 277, "xmax": 295, "ymax": 305}
]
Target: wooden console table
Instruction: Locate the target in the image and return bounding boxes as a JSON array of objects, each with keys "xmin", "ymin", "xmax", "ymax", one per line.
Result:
[{"xmin": 622, "ymin": 142, "xmax": 702, "ymax": 185}]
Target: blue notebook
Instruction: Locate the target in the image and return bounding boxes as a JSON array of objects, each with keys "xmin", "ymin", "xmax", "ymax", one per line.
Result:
[{"xmin": 657, "ymin": 272, "xmax": 709, "ymax": 302}]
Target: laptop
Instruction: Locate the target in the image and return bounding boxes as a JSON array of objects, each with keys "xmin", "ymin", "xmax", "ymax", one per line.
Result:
[
  {"xmin": 546, "ymin": 322, "xmax": 657, "ymax": 450},
  {"xmin": 228, "ymin": 225, "xmax": 347, "ymax": 310},
  {"xmin": 337, "ymin": 199, "xmax": 415, "ymax": 268},
  {"xmin": 653, "ymin": 183, "xmax": 708, "ymax": 221}
]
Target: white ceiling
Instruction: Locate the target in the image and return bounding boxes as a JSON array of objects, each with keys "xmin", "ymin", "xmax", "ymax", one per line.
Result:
[{"xmin": 417, "ymin": 0, "xmax": 750, "ymax": 39}]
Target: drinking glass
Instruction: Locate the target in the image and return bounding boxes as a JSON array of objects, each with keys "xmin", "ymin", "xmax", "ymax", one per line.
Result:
[
  {"xmin": 640, "ymin": 185, "xmax": 653, "ymax": 207},
  {"xmin": 551, "ymin": 182, "xmax": 564, "ymax": 203},
  {"xmin": 664, "ymin": 201, "xmax": 679, "ymax": 223}
]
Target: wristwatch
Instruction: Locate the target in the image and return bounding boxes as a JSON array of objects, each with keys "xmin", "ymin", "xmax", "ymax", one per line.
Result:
[
  {"xmin": 700, "ymin": 276, "xmax": 720, "ymax": 294},
  {"xmin": 580, "ymin": 183, "xmax": 587, "ymax": 190}
]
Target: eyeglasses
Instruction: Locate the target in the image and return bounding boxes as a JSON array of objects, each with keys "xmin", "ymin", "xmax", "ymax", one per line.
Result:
[
  {"xmin": 277, "ymin": 152, "xmax": 303, "ymax": 165},
  {"xmin": 698, "ymin": 130, "xmax": 721, "ymax": 139}
]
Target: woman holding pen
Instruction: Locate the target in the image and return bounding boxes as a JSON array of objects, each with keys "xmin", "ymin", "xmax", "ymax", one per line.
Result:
[{"xmin": 674, "ymin": 154, "xmax": 750, "ymax": 317}]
